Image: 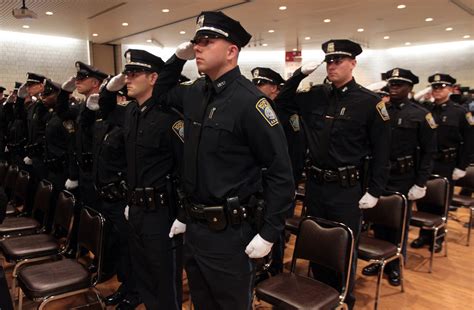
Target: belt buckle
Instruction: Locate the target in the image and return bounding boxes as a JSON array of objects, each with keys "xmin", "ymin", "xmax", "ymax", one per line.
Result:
[{"xmin": 323, "ymin": 170, "xmax": 333, "ymax": 182}]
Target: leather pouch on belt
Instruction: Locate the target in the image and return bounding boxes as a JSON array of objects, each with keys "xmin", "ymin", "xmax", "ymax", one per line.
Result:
[{"xmin": 204, "ymin": 206, "xmax": 227, "ymax": 231}]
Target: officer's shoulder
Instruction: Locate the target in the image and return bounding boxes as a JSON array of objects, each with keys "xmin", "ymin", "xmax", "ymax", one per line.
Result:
[
  {"xmin": 451, "ymin": 101, "xmax": 468, "ymax": 112},
  {"xmin": 180, "ymin": 76, "xmax": 204, "ymax": 86},
  {"xmin": 408, "ymin": 102, "xmax": 430, "ymax": 114},
  {"xmin": 358, "ymin": 85, "xmax": 382, "ymax": 102},
  {"xmin": 236, "ymin": 76, "xmax": 265, "ymax": 98},
  {"xmin": 297, "ymin": 83, "xmax": 325, "ymax": 94}
]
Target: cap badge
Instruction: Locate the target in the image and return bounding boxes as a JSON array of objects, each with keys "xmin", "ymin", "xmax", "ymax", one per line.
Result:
[
  {"xmin": 253, "ymin": 69, "xmax": 259, "ymax": 78},
  {"xmin": 75, "ymin": 63, "xmax": 81, "ymax": 72},
  {"xmin": 434, "ymin": 74, "xmax": 440, "ymax": 81},
  {"xmin": 125, "ymin": 52, "xmax": 131, "ymax": 64},
  {"xmin": 197, "ymin": 15, "xmax": 205, "ymax": 30},
  {"xmin": 327, "ymin": 42, "xmax": 335, "ymax": 53},
  {"xmin": 393, "ymin": 69, "xmax": 399, "ymax": 77}
]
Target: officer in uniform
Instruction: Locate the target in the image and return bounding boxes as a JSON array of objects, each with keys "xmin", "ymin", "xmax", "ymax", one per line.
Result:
[
  {"xmin": 362, "ymin": 68, "xmax": 436, "ymax": 285},
  {"xmin": 274, "ymin": 39, "xmax": 391, "ymax": 308},
  {"xmin": 156, "ymin": 11, "xmax": 295, "ymax": 310},
  {"xmin": 6, "ymin": 83, "xmax": 30, "ymax": 167},
  {"xmin": 104, "ymin": 49, "xmax": 184, "ymax": 309},
  {"xmin": 411, "ymin": 73, "xmax": 473, "ymax": 252}
]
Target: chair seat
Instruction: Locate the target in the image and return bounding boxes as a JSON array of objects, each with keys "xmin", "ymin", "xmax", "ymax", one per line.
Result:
[
  {"xmin": 0, "ymin": 234, "xmax": 59, "ymax": 260},
  {"xmin": 6, "ymin": 204, "xmax": 16, "ymax": 215},
  {"xmin": 285, "ymin": 216, "xmax": 303, "ymax": 234},
  {"xmin": 0, "ymin": 217, "xmax": 40, "ymax": 234},
  {"xmin": 18, "ymin": 259, "xmax": 90, "ymax": 299},
  {"xmin": 358, "ymin": 235, "xmax": 398, "ymax": 260},
  {"xmin": 451, "ymin": 194, "xmax": 474, "ymax": 207},
  {"xmin": 256, "ymin": 273, "xmax": 340, "ymax": 310},
  {"xmin": 411, "ymin": 211, "xmax": 444, "ymax": 227}
]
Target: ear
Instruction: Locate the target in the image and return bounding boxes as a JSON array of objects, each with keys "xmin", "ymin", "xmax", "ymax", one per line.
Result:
[
  {"xmin": 227, "ymin": 44, "xmax": 239, "ymax": 60},
  {"xmin": 149, "ymin": 72, "xmax": 159, "ymax": 85}
]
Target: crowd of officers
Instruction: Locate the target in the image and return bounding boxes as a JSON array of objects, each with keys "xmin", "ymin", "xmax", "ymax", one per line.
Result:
[{"xmin": 0, "ymin": 10, "xmax": 473, "ymax": 310}]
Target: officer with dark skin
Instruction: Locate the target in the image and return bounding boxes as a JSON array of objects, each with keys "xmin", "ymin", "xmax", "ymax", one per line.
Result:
[
  {"xmin": 274, "ymin": 39, "xmax": 391, "ymax": 309},
  {"xmin": 362, "ymin": 68, "xmax": 436, "ymax": 286},
  {"xmin": 154, "ymin": 11, "xmax": 294, "ymax": 310},
  {"xmin": 104, "ymin": 49, "xmax": 184, "ymax": 310},
  {"xmin": 411, "ymin": 73, "xmax": 474, "ymax": 252}
]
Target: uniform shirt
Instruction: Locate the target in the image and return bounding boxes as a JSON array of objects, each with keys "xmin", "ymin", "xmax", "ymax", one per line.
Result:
[
  {"xmin": 430, "ymin": 100, "xmax": 474, "ymax": 170},
  {"xmin": 27, "ymin": 99, "xmax": 49, "ymax": 147},
  {"xmin": 155, "ymin": 57, "xmax": 295, "ymax": 243},
  {"xmin": 44, "ymin": 110, "xmax": 69, "ymax": 159},
  {"xmin": 386, "ymin": 99, "xmax": 436, "ymax": 186},
  {"xmin": 275, "ymin": 68, "xmax": 391, "ymax": 197}
]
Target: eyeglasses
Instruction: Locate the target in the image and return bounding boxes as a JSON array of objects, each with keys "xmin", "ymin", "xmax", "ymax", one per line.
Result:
[
  {"xmin": 75, "ymin": 74, "xmax": 91, "ymax": 81},
  {"xmin": 191, "ymin": 35, "xmax": 222, "ymax": 47},
  {"xmin": 432, "ymin": 84, "xmax": 449, "ymax": 90}
]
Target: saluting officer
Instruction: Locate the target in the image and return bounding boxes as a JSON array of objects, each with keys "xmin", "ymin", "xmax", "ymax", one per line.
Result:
[
  {"xmin": 274, "ymin": 39, "xmax": 391, "ymax": 309},
  {"xmin": 154, "ymin": 11, "xmax": 295, "ymax": 310},
  {"xmin": 411, "ymin": 73, "xmax": 474, "ymax": 252},
  {"xmin": 362, "ymin": 68, "xmax": 436, "ymax": 286}
]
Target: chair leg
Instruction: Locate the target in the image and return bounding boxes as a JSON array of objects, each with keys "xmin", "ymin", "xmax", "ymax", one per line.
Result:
[
  {"xmin": 429, "ymin": 229, "xmax": 437, "ymax": 273},
  {"xmin": 468, "ymin": 207, "xmax": 473, "ymax": 246},
  {"xmin": 399, "ymin": 256, "xmax": 405, "ymax": 293},
  {"xmin": 17, "ymin": 287, "xmax": 23, "ymax": 310},
  {"xmin": 444, "ymin": 229, "xmax": 448, "ymax": 257},
  {"xmin": 374, "ymin": 262, "xmax": 384, "ymax": 310}
]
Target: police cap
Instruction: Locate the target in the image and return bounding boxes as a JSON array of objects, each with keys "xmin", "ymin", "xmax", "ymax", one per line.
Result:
[
  {"xmin": 251, "ymin": 67, "xmax": 285, "ymax": 86},
  {"xmin": 41, "ymin": 79, "xmax": 61, "ymax": 97},
  {"xmin": 428, "ymin": 73, "xmax": 456, "ymax": 87},
  {"xmin": 123, "ymin": 49, "xmax": 165, "ymax": 74},
  {"xmin": 75, "ymin": 61, "xmax": 108, "ymax": 81},
  {"xmin": 0, "ymin": 86, "xmax": 5, "ymax": 92},
  {"xmin": 193, "ymin": 11, "xmax": 252, "ymax": 48},
  {"xmin": 385, "ymin": 68, "xmax": 419, "ymax": 85},
  {"xmin": 322, "ymin": 39, "xmax": 362, "ymax": 62},
  {"xmin": 14, "ymin": 82, "xmax": 22, "ymax": 90},
  {"xmin": 26, "ymin": 72, "xmax": 46, "ymax": 86}
]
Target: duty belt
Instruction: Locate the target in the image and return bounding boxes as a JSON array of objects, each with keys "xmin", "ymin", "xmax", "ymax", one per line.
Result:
[
  {"xmin": 97, "ymin": 180, "xmax": 127, "ymax": 202},
  {"xmin": 128, "ymin": 186, "xmax": 168, "ymax": 210},
  {"xmin": 24, "ymin": 143, "xmax": 44, "ymax": 157},
  {"xmin": 77, "ymin": 152, "xmax": 93, "ymax": 172},
  {"xmin": 7, "ymin": 141, "xmax": 26, "ymax": 153},
  {"xmin": 433, "ymin": 148, "xmax": 457, "ymax": 163},
  {"xmin": 308, "ymin": 165, "xmax": 360, "ymax": 187},
  {"xmin": 390, "ymin": 155, "xmax": 415, "ymax": 174},
  {"xmin": 45, "ymin": 155, "xmax": 67, "ymax": 172}
]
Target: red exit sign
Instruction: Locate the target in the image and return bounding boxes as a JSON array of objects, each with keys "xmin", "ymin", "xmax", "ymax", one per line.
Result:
[{"xmin": 285, "ymin": 50, "xmax": 301, "ymax": 62}]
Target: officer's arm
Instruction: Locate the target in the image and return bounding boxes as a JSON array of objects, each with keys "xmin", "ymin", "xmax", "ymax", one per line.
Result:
[
  {"xmin": 153, "ymin": 55, "xmax": 187, "ymax": 112},
  {"xmin": 168, "ymin": 118, "xmax": 186, "ymax": 222},
  {"xmin": 274, "ymin": 67, "xmax": 308, "ymax": 115},
  {"xmin": 415, "ymin": 113, "xmax": 437, "ymax": 187},
  {"xmin": 55, "ymin": 90, "xmax": 79, "ymax": 121},
  {"xmin": 367, "ymin": 101, "xmax": 391, "ymax": 197},
  {"xmin": 458, "ymin": 110, "xmax": 474, "ymax": 169},
  {"xmin": 243, "ymin": 98, "xmax": 295, "ymax": 243}
]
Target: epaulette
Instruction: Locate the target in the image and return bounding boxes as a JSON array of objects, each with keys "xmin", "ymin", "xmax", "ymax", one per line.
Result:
[{"xmin": 359, "ymin": 85, "xmax": 381, "ymax": 100}]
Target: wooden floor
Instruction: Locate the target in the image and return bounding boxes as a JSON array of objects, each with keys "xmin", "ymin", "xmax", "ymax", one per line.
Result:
[{"xmin": 2, "ymin": 207, "xmax": 473, "ymax": 310}]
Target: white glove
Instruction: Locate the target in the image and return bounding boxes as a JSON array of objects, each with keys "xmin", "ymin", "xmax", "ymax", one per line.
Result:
[
  {"xmin": 4, "ymin": 146, "xmax": 9, "ymax": 153},
  {"xmin": 61, "ymin": 76, "xmax": 76, "ymax": 92},
  {"xmin": 452, "ymin": 168, "xmax": 467, "ymax": 181},
  {"xmin": 124, "ymin": 205, "xmax": 130, "ymax": 221},
  {"xmin": 65, "ymin": 179, "xmax": 79, "ymax": 190},
  {"xmin": 407, "ymin": 184, "xmax": 427, "ymax": 200},
  {"xmin": 301, "ymin": 61, "xmax": 322, "ymax": 75},
  {"xmin": 245, "ymin": 234, "xmax": 273, "ymax": 258},
  {"xmin": 18, "ymin": 83, "xmax": 28, "ymax": 99},
  {"xmin": 5, "ymin": 93, "xmax": 16, "ymax": 104},
  {"xmin": 86, "ymin": 93, "xmax": 100, "ymax": 111},
  {"xmin": 106, "ymin": 74, "xmax": 127, "ymax": 92},
  {"xmin": 359, "ymin": 192, "xmax": 378, "ymax": 209},
  {"xmin": 23, "ymin": 156, "xmax": 32, "ymax": 165},
  {"xmin": 169, "ymin": 219, "xmax": 186, "ymax": 238},
  {"xmin": 176, "ymin": 41, "xmax": 195, "ymax": 60}
]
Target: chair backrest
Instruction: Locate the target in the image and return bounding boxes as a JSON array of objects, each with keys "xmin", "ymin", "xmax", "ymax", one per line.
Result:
[
  {"xmin": 455, "ymin": 165, "xmax": 474, "ymax": 191},
  {"xmin": 0, "ymin": 161, "xmax": 8, "ymax": 186},
  {"xmin": 292, "ymin": 217, "xmax": 354, "ymax": 299},
  {"xmin": 416, "ymin": 176, "xmax": 450, "ymax": 219},
  {"xmin": 12, "ymin": 170, "xmax": 30, "ymax": 203},
  {"xmin": 51, "ymin": 190, "xmax": 76, "ymax": 251},
  {"xmin": 3, "ymin": 165, "xmax": 19, "ymax": 196},
  {"xmin": 31, "ymin": 180, "xmax": 54, "ymax": 227},
  {"xmin": 363, "ymin": 192, "xmax": 407, "ymax": 247},
  {"xmin": 76, "ymin": 207, "xmax": 106, "ymax": 284}
]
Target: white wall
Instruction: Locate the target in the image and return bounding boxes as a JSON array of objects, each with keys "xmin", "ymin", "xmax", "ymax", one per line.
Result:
[{"xmin": 0, "ymin": 30, "xmax": 89, "ymax": 91}]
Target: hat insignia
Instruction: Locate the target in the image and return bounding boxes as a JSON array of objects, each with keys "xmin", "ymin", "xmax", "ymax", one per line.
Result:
[
  {"xmin": 253, "ymin": 69, "xmax": 259, "ymax": 78},
  {"xmin": 197, "ymin": 15, "xmax": 204, "ymax": 30},
  {"xmin": 75, "ymin": 63, "xmax": 81, "ymax": 71},
  {"xmin": 125, "ymin": 52, "xmax": 131, "ymax": 64},
  {"xmin": 327, "ymin": 42, "xmax": 335, "ymax": 53},
  {"xmin": 393, "ymin": 69, "xmax": 399, "ymax": 77},
  {"xmin": 434, "ymin": 74, "xmax": 440, "ymax": 81}
]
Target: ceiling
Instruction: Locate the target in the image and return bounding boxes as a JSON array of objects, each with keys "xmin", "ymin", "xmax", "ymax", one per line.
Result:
[{"xmin": 0, "ymin": 0, "xmax": 472, "ymax": 50}]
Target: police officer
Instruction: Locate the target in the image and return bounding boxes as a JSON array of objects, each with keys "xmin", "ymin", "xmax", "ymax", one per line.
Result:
[
  {"xmin": 105, "ymin": 49, "xmax": 184, "ymax": 309},
  {"xmin": 411, "ymin": 73, "xmax": 474, "ymax": 252},
  {"xmin": 275, "ymin": 39, "xmax": 391, "ymax": 309},
  {"xmin": 155, "ymin": 11, "xmax": 294, "ymax": 310},
  {"xmin": 6, "ymin": 83, "xmax": 30, "ymax": 167},
  {"xmin": 362, "ymin": 68, "xmax": 436, "ymax": 286}
]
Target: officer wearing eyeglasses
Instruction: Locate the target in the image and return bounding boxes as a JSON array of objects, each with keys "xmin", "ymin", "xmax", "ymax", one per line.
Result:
[
  {"xmin": 411, "ymin": 73, "xmax": 474, "ymax": 252},
  {"xmin": 274, "ymin": 39, "xmax": 391, "ymax": 309}
]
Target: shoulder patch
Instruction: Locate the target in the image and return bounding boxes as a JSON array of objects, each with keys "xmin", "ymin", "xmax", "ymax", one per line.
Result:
[
  {"xmin": 256, "ymin": 98, "xmax": 279, "ymax": 126},
  {"xmin": 376, "ymin": 101, "xmax": 390, "ymax": 121},
  {"xmin": 62, "ymin": 120, "xmax": 75, "ymax": 133},
  {"xmin": 172, "ymin": 120, "xmax": 184, "ymax": 142},
  {"xmin": 425, "ymin": 113, "xmax": 438, "ymax": 129},
  {"xmin": 466, "ymin": 112, "xmax": 474, "ymax": 126},
  {"xmin": 289, "ymin": 114, "xmax": 300, "ymax": 132}
]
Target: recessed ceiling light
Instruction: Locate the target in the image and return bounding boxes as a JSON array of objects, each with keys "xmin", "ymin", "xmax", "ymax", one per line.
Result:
[
  {"xmin": 397, "ymin": 4, "xmax": 406, "ymax": 9},
  {"xmin": 304, "ymin": 36, "xmax": 311, "ymax": 40},
  {"xmin": 179, "ymin": 31, "xmax": 186, "ymax": 35},
  {"xmin": 323, "ymin": 18, "xmax": 331, "ymax": 23},
  {"xmin": 22, "ymin": 25, "xmax": 30, "ymax": 29},
  {"xmin": 445, "ymin": 27, "xmax": 453, "ymax": 31},
  {"xmin": 268, "ymin": 29, "xmax": 275, "ymax": 33},
  {"xmin": 279, "ymin": 6, "xmax": 287, "ymax": 11},
  {"xmin": 122, "ymin": 22, "xmax": 129, "ymax": 26},
  {"xmin": 425, "ymin": 17, "xmax": 433, "ymax": 22},
  {"xmin": 405, "ymin": 42, "xmax": 411, "ymax": 45},
  {"xmin": 92, "ymin": 33, "xmax": 98, "ymax": 37},
  {"xmin": 45, "ymin": 11, "xmax": 53, "ymax": 16},
  {"xmin": 292, "ymin": 48, "xmax": 297, "ymax": 51},
  {"xmin": 384, "ymin": 36, "xmax": 390, "ymax": 39},
  {"xmin": 463, "ymin": 35, "xmax": 470, "ymax": 39},
  {"xmin": 357, "ymin": 28, "xmax": 364, "ymax": 32},
  {"xmin": 162, "ymin": 9, "xmax": 170, "ymax": 13},
  {"xmin": 262, "ymin": 43, "xmax": 268, "ymax": 47},
  {"xmin": 146, "ymin": 39, "xmax": 152, "ymax": 43}
]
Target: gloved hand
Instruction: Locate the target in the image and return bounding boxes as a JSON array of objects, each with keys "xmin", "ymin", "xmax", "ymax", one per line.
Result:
[
  {"xmin": 99, "ymin": 77, "xmax": 111, "ymax": 92},
  {"xmin": 4, "ymin": 146, "xmax": 9, "ymax": 153},
  {"xmin": 407, "ymin": 184, "xmax": 427, "ymax": 200},
  {"xmin": 106, "ymin": 74, "xmax": 127, "ymax": 92},
  {"xmin": 65, "ymin": 179, "xmax": 79, "ymax": 190},
  {"xmin": 359, "ymin": 192, "xmax": 378, "ymax": 209},
  {"xmin": 124, "ymin": 205, "xmax": 130, "ymax": 220},
  {"xmin": 86, "ymin": 93, "xmax": 100, "ymax": 111},
  {"xmin": 176, "ymin": 41, "xmax": 195, "ymax": 60},
  {"xmin": 18, "ymin": 83, "xmax": 28, "ymax": 99},
  {"xmin": 23, "ymin": 156, "xmax": 32, "ymax": 165},
  {"xmin": 61, "ymin": 76, "xmax": 76, "ymax": 92},
  {"xmin": 169, "ymin": 219, "xmax": 186, "ymax": 238},
  {"xmin": 245, "ymin": 234, "xmax": 273, "ymax": 258},
  {"xmin": 301, "ymin": 61, "xmax": 322, "ymax": 75},
  {"xmin": 5, "ymin": 93, "xmax": 16, "ymax": 104},
  {"xmin": 452, "ymin": 168, "xmax": 467, "ymax": 181}
]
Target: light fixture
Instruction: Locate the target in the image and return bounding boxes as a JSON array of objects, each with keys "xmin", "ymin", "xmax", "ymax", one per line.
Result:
[
  {"xmin": 146, "ymin": 39, "xmax": 152, "ymax": 43},
  {"xmin": 268, "ymin": 29, "xmax": 275, "ymax": 33},
  {"xmin": 357, "ymin": 28, "xmax": 364, "ymax": 32},
  {"xmin": 122, "ymin": 22, "xmax": 129, "ymax": 26},
  {"xmin": 179, "ymin": 30, "xmax": 186, "ymax": 34},
  {"xmin": 262, "ymin": 43, "xmax": 268, "ymax": 47},
  {"xmin": 425, "ymin": 17, "xmax": 433, "ymax": 22},
  {"xmin": 45, "ymin": 11, "xmax": 53, "ymax": 16},
  {"xmin": 384, "ymin": 36, "xmax": 390, "ymax": 39},
  {"xmin": 279, "ymin": 6, "xmax": 287, "ymax": 10},
  {"xmin": 323, "ymin": 18, "xmax": 331, "ymax": 23},
  {"xmin": 405, "ymin": 42, "xmax": 411, "ymax": 45},
  {"xmin": 397, "ymin": 4, "xmax": 406, "ymax": 9},
  {"xmin": 304, "ymin": 36, "xmax": 311, "ymax": 40},
  {"xmin": 445, "ymin": 27, "xmax": 453, "ymax": 31},
  {"xmin": 162, "ymin": 8, "xmax": 170, "ymax": 13},
  {"xmin": 22, "ymin": 25, "xmax": 30, "ymax": 29},
  {"xmin": 92, "ymin": 33, "xmax": 98, "ymax": 37},
  {"xmin": 463, "ymin": 35, "xmax": 470, "ymax": 39},
  {"xmin": 292, "ymin": 48, "xmax": 297, "ymax": 51}
]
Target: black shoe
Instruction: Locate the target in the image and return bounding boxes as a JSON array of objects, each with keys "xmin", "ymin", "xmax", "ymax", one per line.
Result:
[
  {"xmin": 410, "ymin": 237, "xmax": 426, "ymax": 249},
  {"xmin": 116, "ymin": 295, "xmax": 141, "ymax": 310},
  {"xmin": 63, "ymin": 248, "xmax": 76, "ymax": 258},
  {"xmin": 362, "ymin": 263, "xmax": 380, "ymax": 276},
  {"xmin": 388, "ymin": 270, "xmax": 401, "ymax": 286},
  {"xmin": 104, "ymin": 289, "xmax": 126, "ymax": 306},
  {"xmin": 463, "ymin": 222, "xmax": 474, "ymax": 228},
  {"xmin": 429, "ymin": 243, "xmax": 443, "ymax": 253}
]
